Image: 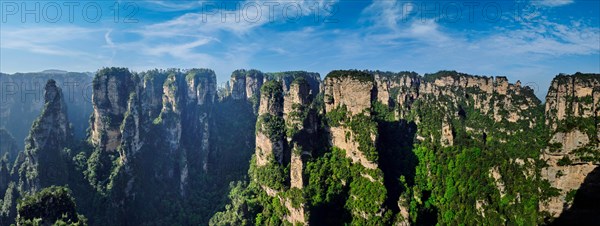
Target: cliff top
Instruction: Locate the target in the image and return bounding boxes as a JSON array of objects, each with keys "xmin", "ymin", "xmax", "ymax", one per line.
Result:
[
  {"xmin": 265, "ymin": 71, "xmax": 320, "ymax": 80},
  {"xmin": 261, "ymin": 80, "xmax": 284, "ymax": 95},
  {"xmin": 553, "ymin": 72, "xmax": 600, "ymax": 82},
  {"xmin": 232, "ymin": 69, "xmax": 264, "ymax": 79},
  {"xmin": 229, "ymin": 69, "xmax": 320, "ymax": 82},
  {"xmin": 185, "ymin": 69, "xmax": 216, "ymax": 82},
  {"xmin": 423, "ymin": 70, "xmax": 496, "ymax": 82},
  {"xmin": 44, "ymin": 79, "xmax": 61, "ymax": 104},
  {"xmin": 96, "ymin": 68, "xmax": 216, "ymax": 86},
  {"xmin": 291, "ymin": 76, "xmax": 308, "ymax": 86},
  {"xmin": 94, "ymin": 67, "xmax": 132, "ymax": 80},
  {"xmin": 370, "ymin": 70, "xmax": 419, "ymax": 78},
  {"xmin": 325, "ymin": 70, "xmax": 374, "ymax": 83}
]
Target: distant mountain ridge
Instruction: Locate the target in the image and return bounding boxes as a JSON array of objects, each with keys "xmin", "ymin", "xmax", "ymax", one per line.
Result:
[
  {"xmin": 0, "ymin": 71, "xmax": 93, "ymax": 149},
  {"xmin": 41, "ymin": 69, "xmax": 68, "ymax": 74}
]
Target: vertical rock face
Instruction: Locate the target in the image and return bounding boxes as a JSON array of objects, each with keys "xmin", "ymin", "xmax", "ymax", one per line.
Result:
[
  {"xmin": 283, "ymin": 78, "xmax": 321, "ymax": 225},
  {"xmin": 284, "ymin": 78, "xmax": 316, "ymax": 189},
  {"xmin": 325, "ymin": 71, "xmax": 378, "ymax": 170},
  {"xmin": 18, "ymin": 80, "xmax": 72, "ymax": 193},
  {"xmin": 0, "ymin": 130, "xmax": 16, "ymax": 194},
  {"xmin": 545, "ymin": 74, "xmax": 600, "ymax": 130},
  {"xmin": 229, "ymin": 70, "xmax": 321, "ymax": 110},
  {"xmin": 184, "ymin": 70, "xmax": 217, "ymax": 173},
  {"xmin": 541, "ymin": 73, "xmax": 600, "ymax": 218},
  {"xmin": 0, "ymin": 129, "xmax": 19, "ymax": 162},
  {"xmin": 440, "ymin": 118, "xmax": 454, "ymax": 147},
  {"xmin": 90, "ymin": 68, "xmax": 135, "ymax": 153},
  {"xmin": 258, "ymin": 82, "xmax": 284, "ymax": 117},
  {"xmin": 0, "ymin": 156, "xmax": 10, "ymax": 196},
  {"xmin": 495, "ymin": 76, "xmax": 509, "ymax": 95},
  {"xmin": 245, "ymin": 70, "xmax": 265, "ymax": 100},
  {"xmin": 120, "ymin": 93, "xmax": 142, "ymax": 163},
  {"xmin": 230, "ymin": 74, "xmax": 247, "ymax": 100},
  {"xmin": 286, "ymin": 82, "xmax": 308, "ymax": 189},
  {"xmin": 325, "ymin": 73, "xmax": 374, "ymax": 116},
  {"xmin": 229, "ymin": 69, "xmax": 264, "ymax": 101},
  {"xmin": 255, "ymin": 80, "xmax": 285, "ymax": 166},
  {"xmin": 275, "ymin": 71, "xmax": 321, "ymax": 97},
  {"xmin": 369, "ymin": 71, "xmax": 540, "ymax": 148},
  {"xmin": 87, "ymin": 68, "xmax": 216, "ymax": 198},
  {"xmin": 148, "ymin": 70, "xmax": 218, "ymax": 193},
  {"xmin": 289, "ymin": 153, "xmax": 304, "ymax": 189},
  {"xmin": 416, "ymin": 72, "xmax": 538, "ymax": 124},
  {"xmin": 247, "ymin": 71, "xmax": 322, "ymax": 166},
  {"xmin": 162, "ymin": 76, "xmax": 182, "ymax": 142},
  {"xmin": 373, "ymin": 72, "xmax": 421, "ymax": 118},
  {"xmin": 320, "ymin": 70, "xmax": 544, "ymax": 224},
  {"xmin": 243, "ymin": 71, "xmax": 322, "ymax": 225},
  {"xmin": 373, "ymin": 71, "xmax": 420, "ymax": 108},
  {"xmin": 323, "ymin": 71, "xmax": 386, "ymax": 222},
  {"xmin": 284, "ymin": 79, "xmax": 312, "ymax": 113}
]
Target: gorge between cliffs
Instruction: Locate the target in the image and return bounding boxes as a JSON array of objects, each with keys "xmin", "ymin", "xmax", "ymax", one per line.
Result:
[{"xmin": 0, "ymin": 68, "xmax": 599, "ymax": 225}]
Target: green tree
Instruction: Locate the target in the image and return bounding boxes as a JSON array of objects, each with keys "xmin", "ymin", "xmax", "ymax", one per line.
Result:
[{"xmin": 16, "ymin": 186, "xmax": 87, "ymax": 226}]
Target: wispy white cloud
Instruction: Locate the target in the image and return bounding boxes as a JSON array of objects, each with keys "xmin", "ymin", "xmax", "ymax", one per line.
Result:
[
  {"xmin": 140, "ymin": 0, "xmax": 339, "ymax": 37},
  {"xmin": 142, "ymin": 10, "xmax": 261, "ymax": 36},
  {"xmin": 479, "ymin": 17, "xmax": 599, "ymax": 56},
  {"xmin": 104, "ymin": 30, "xmax": 117, "ymax": 64},
  {"xmin": 356, "ymin": 0, "xmax": 598, "ymax": 56},
  {"xmin": 359, "ymin": 1, "xmax": 450, "ymax": 47},
  {"xmin": 361, "ymin": 1, "xmax": 414, "ymax": 31},
  {"xmin": 143, "ymin": 1, "xmax": 204, "ymax": 11},
  {"xmin": 532, "ymin": 0, "xmax": 574, "ymax": 7},
  {"xmin": 104, "ymin": 30, "xmax": 115, "ymax": 48},
  {"xmin": 143, "ymin": 38, "xmax": 216, "ymax": 56},
  {"xmin": 1, "ymin": 27, "xmax": 104, "ymax": 57},
  {"xmin": 269, "ymin": 47, "xmax": 288, "ymax": 55},
  {"xmin": 118, "ymin": 0, "xmax": 341, "ymax": 76}
]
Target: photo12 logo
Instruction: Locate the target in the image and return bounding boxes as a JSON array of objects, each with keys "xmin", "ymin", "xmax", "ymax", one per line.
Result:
[
  {"xmin": 392, "ymin": 1, "xmax": 542, "ymax": 23},
  {"xmin": 1, "ymin": 1, "xmax": 139, "ymax": 23},
  {"xmin": 1, "ymin": 80, "xmax": 94, "ymax": 104},
  {"xmin": 198, "ymin": 1, "xmax": 339, "ymax": 24}
]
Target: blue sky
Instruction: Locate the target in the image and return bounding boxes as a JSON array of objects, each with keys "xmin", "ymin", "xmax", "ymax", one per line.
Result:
[{"xmin": 1, "ymin": 0, "xmax": 599, "ymax": 97}]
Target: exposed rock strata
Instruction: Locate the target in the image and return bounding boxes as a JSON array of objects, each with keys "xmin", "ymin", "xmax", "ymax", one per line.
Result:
[{"xmin": 541, "ymin": 73, "xmax": 600, "ymax": 218}]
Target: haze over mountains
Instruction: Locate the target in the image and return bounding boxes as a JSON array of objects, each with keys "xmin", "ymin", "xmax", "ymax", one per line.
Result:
[{"xmin": 0, "ymin": 68, "xmax": 598, "ymax": 225}]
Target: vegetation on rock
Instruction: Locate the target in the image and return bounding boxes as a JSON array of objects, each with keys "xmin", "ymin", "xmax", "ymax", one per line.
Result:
[
  {"xmin": 16, "ymin": 186, "xmax": 87, "ymax": 226},
  {"xmin": 2, "ymin": 69, "xmax": 598, "ymax": 226}
]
